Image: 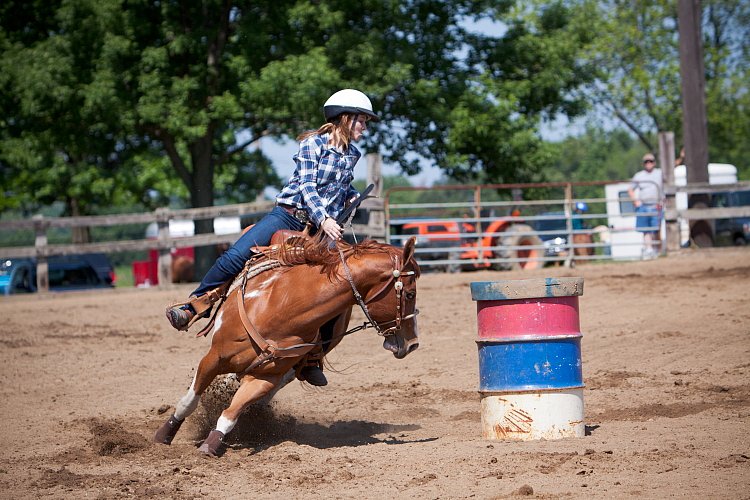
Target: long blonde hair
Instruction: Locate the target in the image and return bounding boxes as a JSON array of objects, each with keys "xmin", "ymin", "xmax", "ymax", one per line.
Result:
[{"xmin": 296, "ymin": 114, "xmax": 356, "ymax": 150}]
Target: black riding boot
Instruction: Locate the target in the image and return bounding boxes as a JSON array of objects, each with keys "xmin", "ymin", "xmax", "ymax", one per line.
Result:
[{"xmin": 299, "ymin": 362, "xmax": 328, "ymax": 386}]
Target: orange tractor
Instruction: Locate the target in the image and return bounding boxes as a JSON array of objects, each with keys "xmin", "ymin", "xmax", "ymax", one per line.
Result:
[{"xmin": 397, "ymin": 215, "xmax": 543, "ymax": 272}]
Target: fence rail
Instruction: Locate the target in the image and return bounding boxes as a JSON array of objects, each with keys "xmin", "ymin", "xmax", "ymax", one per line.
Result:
[
  {"xmin": 1, "ymin": 179, "xmax": 746, "ymax": 291},
  {"xmin": 385, "ymin": 180, "xmax": 750, "ymax": 270},
  {"xmin": 0, "ymin": 198, "xmax": 384, "ymax": 291}
]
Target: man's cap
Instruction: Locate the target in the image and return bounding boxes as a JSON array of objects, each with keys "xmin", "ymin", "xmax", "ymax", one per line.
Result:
[{"xmin": 642, "ymin": 153, "xmax": 656, "ymax": 162}]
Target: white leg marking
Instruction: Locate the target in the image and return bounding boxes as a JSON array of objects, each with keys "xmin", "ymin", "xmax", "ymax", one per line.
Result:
[
  {"xmin": 215, "ymin": 415, "xmax": 237, "ymax": 435},
  {"xmin": 174, "ymin": 374, "xmax": 200, "ymax": 420}
]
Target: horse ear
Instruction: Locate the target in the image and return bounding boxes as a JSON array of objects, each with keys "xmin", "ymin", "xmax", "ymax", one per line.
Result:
[{"xmin": 402, "ymin": 236, "xmax": 417, "ymax": 263}]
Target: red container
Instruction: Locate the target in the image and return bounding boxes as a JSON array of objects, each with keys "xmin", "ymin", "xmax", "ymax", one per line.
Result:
[{"xmin": 132, "ymin": 261, "xmax": 154, "ymax": 287}]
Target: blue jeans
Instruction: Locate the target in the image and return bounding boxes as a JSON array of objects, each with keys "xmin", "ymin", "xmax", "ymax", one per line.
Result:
[
  {"xmin": 635, "ymin": 204, "xmax": 662, "ymax": 234},
  {"xmin": 192, "ymin": 206, "xmax": 307, "ymax": 296}
]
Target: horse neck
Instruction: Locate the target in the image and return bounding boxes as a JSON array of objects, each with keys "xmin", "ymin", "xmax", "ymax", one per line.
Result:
[{"xmin": 345, "ymin": 250, "xmax": 396, "ymax": 300}]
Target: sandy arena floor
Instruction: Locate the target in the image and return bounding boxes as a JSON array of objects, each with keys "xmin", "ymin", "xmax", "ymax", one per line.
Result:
[{"xmin": 0, "ymin": 246, "xmax": 748, "ymax": 499}]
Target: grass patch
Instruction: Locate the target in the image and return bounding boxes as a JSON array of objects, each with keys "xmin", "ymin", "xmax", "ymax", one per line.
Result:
[{"xmin": 114, "ymin": 264, "xmax": 134, "ymax": 288}]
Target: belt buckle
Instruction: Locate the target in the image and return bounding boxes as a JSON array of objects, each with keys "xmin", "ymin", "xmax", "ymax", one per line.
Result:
[{"xmin": 293, "ymin": 209, "xmax": 309, "ymax": 223}]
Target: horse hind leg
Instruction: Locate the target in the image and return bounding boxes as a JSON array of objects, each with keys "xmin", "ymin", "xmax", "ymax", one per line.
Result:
[
  {"xmin": 198, "ymin": 372, "xmax": 285, "ymax": 457},
  {"xmin": 154, "ymin": 351, "xmax": 222, "ymax": 445}
]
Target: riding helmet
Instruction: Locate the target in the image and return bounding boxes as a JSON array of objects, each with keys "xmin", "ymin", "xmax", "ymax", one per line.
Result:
[{"xmin": 323, "ymin": 89, "xmax": 380, "ymax": 122}]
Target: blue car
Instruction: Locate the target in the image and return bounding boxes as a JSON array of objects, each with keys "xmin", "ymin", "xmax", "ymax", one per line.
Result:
[
  {"xmin": 0, "ymin": 253, "xmax": 116, "ymax": 294},
  {"xmin": 711, "ymin": 190, "xmax": 750, "ymax": 246}
]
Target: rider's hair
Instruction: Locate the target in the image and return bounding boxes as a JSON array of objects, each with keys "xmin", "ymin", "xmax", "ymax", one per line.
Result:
[{"xmin": 297, "ymin": 114, "xmax": 357, "ymax": 150}]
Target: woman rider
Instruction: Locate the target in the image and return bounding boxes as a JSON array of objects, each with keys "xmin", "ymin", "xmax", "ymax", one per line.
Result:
[{"xmin": 165, "ymin": 89, "xmax": 379, "ymax": 385}]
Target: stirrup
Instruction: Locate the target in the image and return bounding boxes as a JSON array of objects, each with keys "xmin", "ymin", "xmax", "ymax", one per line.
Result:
[
  {"xmin": 165, "ymin": 305, "xmax": 195, "ymax": 331},
  {"xmin": 166, "ymin": 281, "xmax": 232, "ymax": 332}
]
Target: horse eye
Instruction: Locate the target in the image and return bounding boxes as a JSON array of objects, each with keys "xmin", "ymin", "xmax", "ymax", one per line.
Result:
[{"xmin": 405, "ymin": 291, "xmax": 416, "ymax": 300}]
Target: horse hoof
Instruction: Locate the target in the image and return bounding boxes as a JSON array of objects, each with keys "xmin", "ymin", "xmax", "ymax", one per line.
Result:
[
  {"xmin": 198, "ymin": 430, "xmax": 225, "ymax": 457},
  {"xmin": 154, "ymin": 415, "xmax": 183, "ymax": 445}
]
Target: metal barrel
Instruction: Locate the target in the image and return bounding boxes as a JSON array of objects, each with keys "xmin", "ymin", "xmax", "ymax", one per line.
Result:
[{"xmin": 471, "ymin": 278, "xmax": 585, "ymax": 441}]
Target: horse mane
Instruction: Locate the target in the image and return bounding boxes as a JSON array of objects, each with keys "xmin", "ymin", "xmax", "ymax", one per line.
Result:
[{"xmin": 275, "ymin": 233, "xmax": 411, "ymax": 280}]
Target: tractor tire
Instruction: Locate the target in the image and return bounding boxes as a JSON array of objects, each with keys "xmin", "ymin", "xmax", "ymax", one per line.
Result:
[{"xmin": 492, "ymin": 224, "xmax": 543, "ymax": 271}]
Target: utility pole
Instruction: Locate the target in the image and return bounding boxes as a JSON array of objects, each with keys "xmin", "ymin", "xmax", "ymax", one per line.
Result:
[{"xmin": 678, "ymin": 0, "xmax": 712, "ymax": 246}]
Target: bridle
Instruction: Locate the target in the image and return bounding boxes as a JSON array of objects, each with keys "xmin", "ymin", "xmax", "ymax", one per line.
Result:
[{"xmin": 337, "ymin": 246, "xmax": 419, "ymax": 338}]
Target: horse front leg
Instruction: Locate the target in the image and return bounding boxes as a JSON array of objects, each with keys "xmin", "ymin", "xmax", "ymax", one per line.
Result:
[
  {"xmin": 198, "ymin": 371, "xmax": 286, "ymax": 456},
  {"xmin": 154, "ymin": 350, "xmax": 222, "ymax": 445}
]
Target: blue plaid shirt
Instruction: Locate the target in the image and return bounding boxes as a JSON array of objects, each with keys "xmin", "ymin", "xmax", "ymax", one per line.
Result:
[{"xmin": 276, "ymin": 133, "xmax": 361, "ymax": 226}]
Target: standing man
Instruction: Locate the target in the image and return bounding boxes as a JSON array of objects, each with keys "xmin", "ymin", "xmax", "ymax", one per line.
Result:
[{"xmin": 628, "ymin": 153, "xmax": 663, "ymax": 259}]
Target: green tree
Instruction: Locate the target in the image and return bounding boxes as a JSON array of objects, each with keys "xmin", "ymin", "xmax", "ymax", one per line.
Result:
[
  {"xmin": 0, "ymin": 0, "xmax": 135, "ymax": 240},
  {"xmin": 2, "ymin": 0, "xmax": 601, "ymax": 233},
  {"xmin": 580, "ymin": 0, "xmax": 749, "ymax": 176},
  {"xmin": 702, "ymin": 0, "xmax": 750, "ymax": 177},
  {"xmin": 432, "ymin": 1, "xmax": 597, "ymax": 184},
  {"xmin": 545, "ymin": 127, "xmax": 643, "ymax": 184}
]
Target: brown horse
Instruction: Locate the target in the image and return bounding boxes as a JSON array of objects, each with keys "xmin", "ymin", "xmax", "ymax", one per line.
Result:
[{"xmin": 154, "ymin": 236, "xmax": 420, "ymax": 456}]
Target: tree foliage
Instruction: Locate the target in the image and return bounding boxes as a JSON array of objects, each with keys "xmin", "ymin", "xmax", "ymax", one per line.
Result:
[
  {"xmin": 545, "ymin": 128, "xmax": 642, "ymax": 182},
  {"xmin": 581, "ymin": 0, "xmax": 749, "ymax": 177},
  {"xmin": 1, "ymin": 0, "xmax": 602, "ymax": 226},
  {"xmin": 435, "ymin": 0, "xmax": 597, "ymax": 184},
  {"xmin": 1, "ymin": 0, "xmax": 130, "ymax": 221}
]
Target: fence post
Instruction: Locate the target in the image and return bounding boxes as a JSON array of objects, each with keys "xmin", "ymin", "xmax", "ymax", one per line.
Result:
[
  {"xmin": 32, "ymin": 215, "xmax": 49, "ymax": 293},
  {"xmin": 366, "ymin": 153, "xmax": 384, "ymax": 235},
  {"xmin": 155, "ymin": 207, "xmax": 173, "ymax": 289},
  {"xmin": 659, "ymin": 132, "xmax": 680, "ymax": 253},
  {"xmin": 564, "ymin": 183, "xmax": 574, "ymax": 268},
  {"xmin": 474, "ymin": 186, "xmax": 483, "ymax": 265}
]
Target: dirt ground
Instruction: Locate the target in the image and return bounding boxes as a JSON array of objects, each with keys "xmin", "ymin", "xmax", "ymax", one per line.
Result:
[{"xmin": 1, "ymin": 246, "xmax": 749, "ymax": 499}]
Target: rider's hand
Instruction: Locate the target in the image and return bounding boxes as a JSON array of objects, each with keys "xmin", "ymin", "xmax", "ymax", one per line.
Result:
[{"xmin": 321, "ymin": 217, "xmax": 342, "ymax": 240}]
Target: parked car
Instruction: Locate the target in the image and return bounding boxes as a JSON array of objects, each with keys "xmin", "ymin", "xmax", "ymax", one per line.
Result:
[
  {"xmin": 532, "ymin": 207, "xmax": 595, "ymax": 261},
  {"xmin": 0, "ymin": 253, "xmax": 116, "ymax": 294},
  {"xmin": 531, "ymin": 212, "xmax": 570, "ymax": 259},
  {"xmin": 711, "ymin": 189, "xmax": 750, "ymax": 246}
]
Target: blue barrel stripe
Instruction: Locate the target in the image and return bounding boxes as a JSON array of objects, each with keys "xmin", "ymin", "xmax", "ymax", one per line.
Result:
[{"xmin": 478, "ymin": 337, "xmax": 583, "ymax": 392}]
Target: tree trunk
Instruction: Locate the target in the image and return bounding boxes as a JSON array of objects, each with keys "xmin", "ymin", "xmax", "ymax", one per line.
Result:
[
  {"xmin": 190, "ymin": 134, "xmax": 218, "ymax": 280},
  {"xmin": 68, "ymin": 197, "xmax": 90, "ymax": 244}
]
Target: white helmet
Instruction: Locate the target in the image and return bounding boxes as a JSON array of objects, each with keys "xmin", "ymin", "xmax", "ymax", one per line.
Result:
[{"xmin": 323, "ymin": 89, "xmax": 380, "ymax": 122}]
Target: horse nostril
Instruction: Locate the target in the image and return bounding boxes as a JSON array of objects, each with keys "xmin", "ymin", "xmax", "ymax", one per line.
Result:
[{"xmin": 408, "ymin": 343, "xmax": 419, "ymax": 353}]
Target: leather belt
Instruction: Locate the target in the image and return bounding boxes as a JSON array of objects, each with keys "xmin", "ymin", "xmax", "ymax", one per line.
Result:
[{"xmin": 276, "ymin": 203, "xmax": 310, "ymax": 223}]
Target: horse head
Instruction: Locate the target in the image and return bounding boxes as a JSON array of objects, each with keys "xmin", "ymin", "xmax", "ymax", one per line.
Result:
[{"xmin": 362, "ymin": 236, "xmax": 420, "ymax": 359}]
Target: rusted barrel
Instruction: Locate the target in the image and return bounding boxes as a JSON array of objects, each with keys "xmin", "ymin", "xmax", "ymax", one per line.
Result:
[{"xmin": 471, "ymin": 277, "xmax": 585, "ymax": 441}]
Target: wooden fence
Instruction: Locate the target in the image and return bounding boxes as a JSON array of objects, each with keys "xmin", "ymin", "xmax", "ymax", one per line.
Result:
[
  {"xmin": 0, "ymin": 198, "xmax": 385, "ymax": 291},
  {"xmin": 1, "ymin": 179, "xmax": 747, "ymax": 292}
]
